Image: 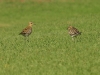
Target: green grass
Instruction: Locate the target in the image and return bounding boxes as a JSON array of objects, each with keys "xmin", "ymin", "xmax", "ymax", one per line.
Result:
[{"xmin": 0, "ymin": 0, "xmax": 100, "ymax": 75}]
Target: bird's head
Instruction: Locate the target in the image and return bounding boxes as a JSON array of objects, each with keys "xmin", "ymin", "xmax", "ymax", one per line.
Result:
[
  {"xmin": 29, "ymin": 22, "xmax": 33, "ymax": 27},
  {"xmin": 67, "ymin": 26, "xmax": 73, "ymax": 30},
  {"xmin": 29, "ymin": 22, "xmax": 36, "ymax": 27}
]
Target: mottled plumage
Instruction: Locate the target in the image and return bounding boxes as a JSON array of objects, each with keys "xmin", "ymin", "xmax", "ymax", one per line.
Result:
[
  {"xmin": 68, "ymin": 26, "xmax": 81, "ymax": 40},
  {"xmin": 19, "ymin": 22, "xmax": 33, "ymax": 41}
]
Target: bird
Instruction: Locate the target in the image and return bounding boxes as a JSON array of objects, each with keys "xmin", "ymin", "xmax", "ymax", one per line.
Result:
[
  {"xmin": 19, "ymin": 22, "xmax": 34, "ymax": 42},
  {"xmin": 67, "ymin": 26, "xmax": 81, "ymax": 40}
]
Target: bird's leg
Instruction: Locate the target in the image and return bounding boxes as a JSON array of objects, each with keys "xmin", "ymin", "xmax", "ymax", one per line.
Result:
[
  {"xmin": 72, "ymin": 37, "xmax": 74, "ymax": 41},
  {"xmin": 27, "ymin": 36, "xmax": 29, "ymax": 42},
  {"xmin": 72, "ymin": 36, "xmax": 74, "ymax": 41},
  {"xmin": 24, "ymin": 36, "xmax": 29, "ymax": 42},
  {"xmin": 24, "ymin": 36, "xmax": 27, "ymax": 41}
]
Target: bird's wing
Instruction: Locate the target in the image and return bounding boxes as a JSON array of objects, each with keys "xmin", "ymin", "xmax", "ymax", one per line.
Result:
[
  {"xmin": 21, "ymin": 26, "xmax": 31, "ymax": 34},
  {"xmin": 73, "ymin": 27, "xmax": 80, "ymax": 34}
]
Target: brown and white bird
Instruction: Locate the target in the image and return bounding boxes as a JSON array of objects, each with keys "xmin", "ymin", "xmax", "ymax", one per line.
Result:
[
  {"xmin": 19, "ymin": 22, "xmax": 34, "ymax": 41},
  {"xmin": 68, "ymin": 26, "xmax": 81, "ymax": 40}
]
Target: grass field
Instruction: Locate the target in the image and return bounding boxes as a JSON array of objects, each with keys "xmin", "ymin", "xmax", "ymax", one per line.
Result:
[{"xmin": 0, "ymin": 0, "xmax": 100, "ymax": 75}]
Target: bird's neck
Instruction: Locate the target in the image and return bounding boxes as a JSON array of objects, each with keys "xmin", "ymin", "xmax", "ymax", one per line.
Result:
[{"xmin": 29, "ymin": 25, "xmax": 32, "ymax": 27}]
